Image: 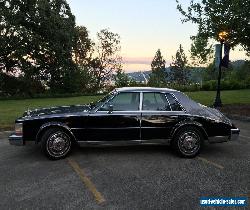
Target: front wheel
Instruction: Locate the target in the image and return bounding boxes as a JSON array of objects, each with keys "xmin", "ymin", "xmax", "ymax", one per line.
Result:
[
  {"xmin": 41, "ymin": 128, "xmax": 72, "ymax": 160},
  {"xmin": 173, "ymin": 126, "xmax": 203, "ymax": 158}
]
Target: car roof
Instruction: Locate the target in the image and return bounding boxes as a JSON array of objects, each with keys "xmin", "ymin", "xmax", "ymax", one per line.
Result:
[{"xmin": 116, "ymin": 87, "xmax": 178, "ymax": 93}]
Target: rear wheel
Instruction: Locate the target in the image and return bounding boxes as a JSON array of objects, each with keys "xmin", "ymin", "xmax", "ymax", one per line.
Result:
[
  {"xmin": 173, "ymin": 126, "xmax": 203, "ymax": 158},
  {"xmin": 41, "ymin": 128, "xmax": 72, "ymax": 160}
]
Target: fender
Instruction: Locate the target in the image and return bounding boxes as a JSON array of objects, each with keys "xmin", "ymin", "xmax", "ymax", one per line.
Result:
[
  {"xmin": 170, "ymin": 120, "xmax": 208, "ymax": 140},
  {"xmin": 36, "ymin": 122, "xmax": 76, "ymax": 143}
]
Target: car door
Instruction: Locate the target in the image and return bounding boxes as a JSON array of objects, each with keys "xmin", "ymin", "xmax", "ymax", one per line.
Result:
[
  {"xmin": 84, "ymin": 92, "xmax": 141, "ymax": 142},
  {"xmin": 141, "ymin": 92, "xmax": 185, "ymax": 142}
]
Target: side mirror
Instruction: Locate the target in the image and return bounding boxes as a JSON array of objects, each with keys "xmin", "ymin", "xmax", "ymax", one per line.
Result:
[{"xmin": 108, "ymin": 104, "xmax": 113, "ymax": 113}]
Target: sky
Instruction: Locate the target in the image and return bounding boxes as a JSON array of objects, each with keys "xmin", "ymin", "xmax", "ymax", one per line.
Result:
[{"xmin": 67, "ymin": 0, "xmax": 248, "ymax": 72}]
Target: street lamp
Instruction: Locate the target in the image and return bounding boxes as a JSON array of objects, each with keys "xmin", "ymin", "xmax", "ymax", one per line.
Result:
[{"xmin": 213, "ymin": 31, "xmax": 228, "ymax": 108}]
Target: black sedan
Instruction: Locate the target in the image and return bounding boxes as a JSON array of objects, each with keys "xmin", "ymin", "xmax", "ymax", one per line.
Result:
[{"xmin": 9, "ymin": 87, "xmax": 240, "ymax": 160}]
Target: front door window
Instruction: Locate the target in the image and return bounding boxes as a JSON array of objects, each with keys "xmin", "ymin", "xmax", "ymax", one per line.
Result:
[{"xmin": 99, "ymin": 92, "xmax": 140, "ymax": 111}]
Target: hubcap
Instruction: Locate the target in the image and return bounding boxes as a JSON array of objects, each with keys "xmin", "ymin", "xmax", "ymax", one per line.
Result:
[
  {"xmin": 178, "ymin": 131, "xmax": 200, "ymax": 155},
  {"xmin": 47, "ymin": 131, "xmax": 71, "ymax": 157}
]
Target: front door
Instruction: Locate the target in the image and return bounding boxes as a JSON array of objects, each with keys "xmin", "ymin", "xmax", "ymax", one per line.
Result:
[{"xmin": 85, "ymin": 92, "xmax": 141, "ymax": 142}]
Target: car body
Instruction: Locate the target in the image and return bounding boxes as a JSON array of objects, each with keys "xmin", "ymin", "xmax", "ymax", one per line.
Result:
[{"xmin": 9, "ymin": 87, "xmax": 240, "ymax": 159}]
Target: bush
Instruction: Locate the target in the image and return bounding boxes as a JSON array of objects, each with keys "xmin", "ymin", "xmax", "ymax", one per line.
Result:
[
  {"xmin": 201, "ymin": 80, "xmax": 217, "ymax": 91},
  {"xmin": 201, "ymin": 79, "xmax": 250, "ymax": 91},
  {"xmin": 168, "ymin": 83, "xmax": 201, "ymax": 92}
]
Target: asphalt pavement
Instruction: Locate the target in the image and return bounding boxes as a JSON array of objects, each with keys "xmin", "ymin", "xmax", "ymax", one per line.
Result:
[{"xmin": 0, "ymin": 120, "xmax": 249, "ymax": 210}]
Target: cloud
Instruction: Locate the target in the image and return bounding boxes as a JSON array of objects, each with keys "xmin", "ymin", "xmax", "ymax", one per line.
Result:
[
  {"xmin": 123, "ymin": 57, "xmax": 153, "ymax": 65},
  {"xmin": 123, "ymin": 57, "xmax": 171, "ymax": 66}
]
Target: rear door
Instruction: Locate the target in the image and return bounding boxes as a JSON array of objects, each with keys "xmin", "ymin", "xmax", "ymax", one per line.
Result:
[{"xmin": 141, "ymin": 92, "xmax": 184, "ymax": 142}]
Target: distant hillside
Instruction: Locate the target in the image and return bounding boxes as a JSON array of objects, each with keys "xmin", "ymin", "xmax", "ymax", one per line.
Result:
[
  {"xmin": 231, "ymin": 60, "xmax": 246, "ymax": 68},
  {"xmin": 127, "ymin": 66, "xmax": 205, "ymax": 83},
  {"xmin": 126, "ymin": 60, "xmax": 247, "ymax": 83},
  {"xmin": 127, "ymin": 71, "xmax": 151, "ymax": 83}
]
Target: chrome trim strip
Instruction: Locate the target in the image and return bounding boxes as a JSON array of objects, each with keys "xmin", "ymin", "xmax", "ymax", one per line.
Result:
[
  {"xmin": 77, "ymin": 139, "xmax": 171, "ymax": 146},
  {"xmin": 95, "ymin": 110, "xmax": 185, "ymax": 114},
  {"xmin": 36, "ymin": 122, "xmax": 76, "ymax": 143},
  {"xmin": 139, "ymin": 92, "xmax": 143, "ymax": 111},
  {"xmin": 71, "ymin": 127, "xmax": 141, "ymax": 130}
]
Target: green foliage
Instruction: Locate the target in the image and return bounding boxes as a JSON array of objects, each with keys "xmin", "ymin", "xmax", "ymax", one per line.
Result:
[
  {"xmin": 89, "ymin": 29, "xmax": 122, "ymax": 91},
  {"xmin": 0, "ymin": 1, "xmax": 124, "ymax": 96},
  {"xmin": 168, "ymin": 83, "xmax": 201, "ymax": 92},
  {"xmin": 114, "ymin": 69, "xmax": 131, "ymax": 87},
  {"xmin": 0, "ymin": 0, "xmax": 77, "ymax": 94},
  {"xmin": 176, "ymin": 0, "xmax": 250, "ymax": 61},
  {"xmin": 0, "ymin": 72, "xmax": 45, "ymax": 97},
  {"xmin": 148, "ymin": 49, "xmax": 167, "ymax": 87},
  {"xmin": 201, "ymin": 60, "xmax": 250, "ymax": 90},
  {"xmin": 73, "ymin": 26, "xmax": 93, "ymax": 67},
  {"xmin": 170, "ymin": 44, "xmax": 190, "ymax": 85}
]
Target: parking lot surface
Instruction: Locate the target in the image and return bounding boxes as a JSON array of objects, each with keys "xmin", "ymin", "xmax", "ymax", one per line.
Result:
[{"xmin": 0, "ymin": 120, "xmax": 249, "ymax": 210}]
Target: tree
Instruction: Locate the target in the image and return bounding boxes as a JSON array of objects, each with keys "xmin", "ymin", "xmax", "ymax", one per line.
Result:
[
  {"xmin": 170, "ymin": 44, "xmax": 190, "ymax": 85},
  {"xmin": 0, "ymin": 0, "xmax": 77, "ymax": 94},
  {"xmin": 114, "ymin": 68, "xmax": 131, "ymax": 87},
  {"xmin": 73, "ymin": 26, "xmax": 93, "ymax": 67},
  {"xmin": 176, "ymin": 0, "xmax": 250, "ymax": 63},
  {"xmin": 89, "ymin": 29, "xmax": 122, "ymax": 91},
  {"xmin": 148, "ymin": 49, "xmax": 167, "ymax": 87}
]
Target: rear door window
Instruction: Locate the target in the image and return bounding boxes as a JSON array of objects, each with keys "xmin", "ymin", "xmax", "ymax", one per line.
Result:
[{"xmin": 142, "ymin": 92, "xmax": 171, "ymax": 111}]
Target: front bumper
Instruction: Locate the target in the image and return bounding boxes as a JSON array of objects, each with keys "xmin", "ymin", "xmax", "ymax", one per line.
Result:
[
  {"xmin": 208, "ymin": 128, "xmax": 240, "ymax": 143},
  {"xmin": 9, "ymin": 134, "xmax": 24, "ymax": 146}
]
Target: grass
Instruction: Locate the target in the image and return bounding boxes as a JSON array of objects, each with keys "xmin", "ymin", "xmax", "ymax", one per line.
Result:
[
  {"xmin": 0, "ymin": 95, "xmax": 102, "ymax": 130},
  {"xmin": 186, "ymin": 89, "xmax": 250, "ymax": 105},
  {"xmin": 1, "ymin": 89, "xmax": 250, "ymax": 130}
]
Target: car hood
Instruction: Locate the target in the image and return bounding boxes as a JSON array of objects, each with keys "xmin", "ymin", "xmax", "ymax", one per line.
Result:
[{"xmin": 23, "ymin": 105, "xmax": 91, "ymax": 118}]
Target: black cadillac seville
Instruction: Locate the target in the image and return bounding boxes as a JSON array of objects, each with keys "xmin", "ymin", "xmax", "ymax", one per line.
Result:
[{"xmin": 9, "ymin": 87, "xmax": 240, "ymax": 160}]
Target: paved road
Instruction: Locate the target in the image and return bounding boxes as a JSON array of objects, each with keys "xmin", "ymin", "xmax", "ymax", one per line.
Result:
[{"xmin": 0, "ymin": 120, "xmax": 249, "ymax": 210}]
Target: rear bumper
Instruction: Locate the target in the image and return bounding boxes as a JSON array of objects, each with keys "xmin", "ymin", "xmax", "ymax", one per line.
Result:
[
  {"xmin": 9, "ymin": 134, "xmax": 24, "ymax": 146},
  {"xmin": 208, "ymin": 128, "xmax": 240, "ymax": 143}
]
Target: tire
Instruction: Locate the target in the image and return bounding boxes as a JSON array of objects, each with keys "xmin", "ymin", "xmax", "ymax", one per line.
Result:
[
  {"xmin": 41, "ymin": 128, "xmax": 72, "ymax": 160},
  {"xmin": 173, "ymin": 126, "xmax": 203, "ymax": 158}
]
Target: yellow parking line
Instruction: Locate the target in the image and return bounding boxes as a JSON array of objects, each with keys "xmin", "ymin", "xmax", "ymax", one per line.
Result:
[
  {"xmin": 197, "ymin": 157, "xmax": 224, "ymax": 170},
  {"xmin": 67, "ymin": 158, "xmax": 106, "ymax": 204},
  {"xmin": 239, "ymin": 193, "xmax": 250, "ymax": 198}
]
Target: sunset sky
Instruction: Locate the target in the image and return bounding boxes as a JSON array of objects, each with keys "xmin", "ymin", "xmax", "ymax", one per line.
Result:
[{"xmin": 67, "ymin": 0, "xmax": 248, "ymax": 72}]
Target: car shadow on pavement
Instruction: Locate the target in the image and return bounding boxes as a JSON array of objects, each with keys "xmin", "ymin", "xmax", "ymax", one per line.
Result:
[{"xmin": 72, "ymin": 144, "xmax": 177, "ymax": 157}]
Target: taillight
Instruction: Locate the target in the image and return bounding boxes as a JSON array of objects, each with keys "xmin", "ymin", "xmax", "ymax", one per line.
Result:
[{"xmin": 15, "ymin": 123, "xmax": 23, "ymax": 135}]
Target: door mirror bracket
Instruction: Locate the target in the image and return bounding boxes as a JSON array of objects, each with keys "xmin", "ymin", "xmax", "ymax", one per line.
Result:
[{"xmin": 108, "ymin": 104, "xmax": 113, "ymax": 114}]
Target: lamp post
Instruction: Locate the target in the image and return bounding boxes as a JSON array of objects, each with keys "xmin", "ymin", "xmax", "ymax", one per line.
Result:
[{"xmin": 213, "ymin": 31, "xmax": 228, "ymax": 108}]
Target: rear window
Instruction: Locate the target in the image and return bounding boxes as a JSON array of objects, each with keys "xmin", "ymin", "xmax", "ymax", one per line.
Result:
[{"xmin": 166, "ymin": 93, "xmax": 183, "ymax": 111}]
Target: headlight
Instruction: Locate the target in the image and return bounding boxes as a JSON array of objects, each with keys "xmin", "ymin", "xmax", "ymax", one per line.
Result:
[{"xmin": 15, "ymin": 123, "xmax": 23, "ymax": 135}]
